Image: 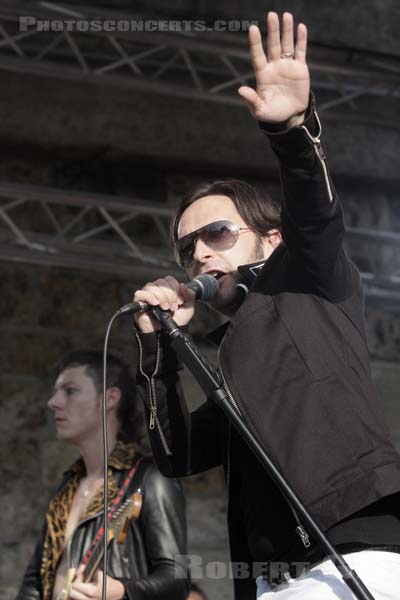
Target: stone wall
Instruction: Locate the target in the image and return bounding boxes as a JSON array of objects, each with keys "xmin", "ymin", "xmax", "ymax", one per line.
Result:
[
  {"xmin": 2, "ymin": 226, "xmax": 400, "ymax": 600},
  {"xmin": 0, "ymin": 258, "xmax": 230, "ymax": 600},
  {"xmin": 0, "ymin": 58, "xmax": 399, "ymax": 600},
  {"xmin": 2, "ymin": 263, "xmax": 400, "ymax": 600}
]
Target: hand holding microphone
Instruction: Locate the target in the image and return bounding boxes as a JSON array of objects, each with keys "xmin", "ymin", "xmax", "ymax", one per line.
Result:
[{"xmin": 126, "ymin": 274, "xmax": 219, "ymax": 333}]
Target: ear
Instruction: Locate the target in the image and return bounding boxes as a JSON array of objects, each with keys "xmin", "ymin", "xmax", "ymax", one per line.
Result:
[
  {"xmin": 267, "ymin": 229, "xmax": 282, "ymax": 249},
  {"xmin": 105, "ymin": 387, "xmax": 121, "ymax": 412},
  {"xmin": 260, "ymin": 229, "xmax": 282, "ymax": 256}
]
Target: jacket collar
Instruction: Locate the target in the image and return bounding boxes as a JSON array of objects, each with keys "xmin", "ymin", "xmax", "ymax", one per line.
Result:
[
  {"xmin": 237, "ymin": 259, "xmax": 267, "ymax": 290},
  {"xmin": 65, "ymin": 440, "xmax": 139, "ymax": 477},
  {"xmin": 238, "ymin": 243, "xmax": 285, "ymax": 290},
  {"xmin": 207, "ymin": 259, "xmax": 268, "ymax": 345}
]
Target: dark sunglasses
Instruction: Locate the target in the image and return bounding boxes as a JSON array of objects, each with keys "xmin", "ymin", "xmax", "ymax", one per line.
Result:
[{"xmin": 175, "ymin": 220, "xmax": 252, "ymax": 268}]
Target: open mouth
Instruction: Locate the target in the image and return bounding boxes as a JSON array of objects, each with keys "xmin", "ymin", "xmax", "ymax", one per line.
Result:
[{"xmin": 207, "ymin": 270, "xmax": 226, "ymax": 281}]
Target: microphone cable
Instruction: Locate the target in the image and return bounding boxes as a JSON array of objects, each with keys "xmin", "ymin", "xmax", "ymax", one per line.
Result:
[
  {"xmin": 100, "ymin": 309, "xmax": 121, "ymax": 600},
  {"xmin": 99, "ymin": 274, "xmax": 218, "ymax": 598}
]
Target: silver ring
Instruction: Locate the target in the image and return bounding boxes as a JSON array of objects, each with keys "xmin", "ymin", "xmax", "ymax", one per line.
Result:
[{"xmin": 280, "ymin": 52, "xmax": 294, "ymax": 59}]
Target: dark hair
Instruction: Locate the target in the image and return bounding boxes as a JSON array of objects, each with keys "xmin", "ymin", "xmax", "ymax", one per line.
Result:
[
  {"xmin": 171, "ymin": 179, "xmax": 281, "ymax": 249},
  {"xmin": 189, "ymin": 582, "xmax": 208, "ymax": 600},
  {"xmin": 56, "ymin": 349, "xmax": 139, "ymax": 443}
]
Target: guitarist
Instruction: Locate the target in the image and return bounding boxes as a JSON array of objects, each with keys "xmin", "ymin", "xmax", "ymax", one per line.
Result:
[{"xmin": 17, "ymin": 350, "xmax": 189, "ymax": 600}]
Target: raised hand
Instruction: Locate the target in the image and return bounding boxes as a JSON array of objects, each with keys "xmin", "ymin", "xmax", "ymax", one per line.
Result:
[{"xmin": 239, "ymin": 12, "xmax": 310, "ymax": 125}]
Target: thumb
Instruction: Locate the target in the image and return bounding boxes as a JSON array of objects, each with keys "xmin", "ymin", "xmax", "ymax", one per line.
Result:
[
  {"xmin": 238, "ymin": 86, "xmax": 259, "ymax": 116},
  {"xmin": 180, "ymin": 283, "xmax": 196, "ymax": 304},
  {"xmin": 95, "ymin": 570, "xmax": 103, "ymax": 584}
]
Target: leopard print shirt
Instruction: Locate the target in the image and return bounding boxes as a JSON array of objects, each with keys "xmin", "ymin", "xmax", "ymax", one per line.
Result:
[{"xmin": 40, "ymin": 440, "xmax": 138, "ymax": 600}]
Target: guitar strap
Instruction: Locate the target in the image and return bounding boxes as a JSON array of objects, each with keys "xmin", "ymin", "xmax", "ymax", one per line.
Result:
[{"xmin": 80, "ymin": 456, "xmax": 144, "ymax": 567}]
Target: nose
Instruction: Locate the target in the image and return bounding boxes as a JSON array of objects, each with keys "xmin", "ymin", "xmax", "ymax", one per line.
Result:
[
  {"xmin": 192, "ymin": 237, "xmax": 216, "ymax": 265},
  {"xmin": 48, "ymin": 390, "xmax": 63, "ymax": 411}
]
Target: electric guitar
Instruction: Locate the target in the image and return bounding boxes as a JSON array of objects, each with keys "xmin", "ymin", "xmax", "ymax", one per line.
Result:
[{"xmin": 57, "ymin": 492, "xmax": 142, "ymax": 600}]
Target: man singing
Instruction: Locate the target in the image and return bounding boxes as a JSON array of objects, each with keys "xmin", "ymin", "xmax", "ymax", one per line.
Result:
[{"xmin": 133, "ymin": 12, "xmax": 400, "ymax": 600}]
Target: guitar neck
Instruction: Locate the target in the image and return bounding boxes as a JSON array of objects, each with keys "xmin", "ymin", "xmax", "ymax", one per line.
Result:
[
  {"xmin": 57, "ymin": 492, "xmax": 142, "ymax": 600},
  {"xmin": 82, "ymin": 539, "xmax": 107, "ymax": 583},
  {"xmin": 56, "ymin": 541, "xmax": 107, "ymax": 600}
]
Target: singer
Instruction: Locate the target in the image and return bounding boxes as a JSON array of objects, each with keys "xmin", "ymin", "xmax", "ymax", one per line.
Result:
[{"xmin": 133, "ymin": 12, "xmax": 400, "ymax": 600}]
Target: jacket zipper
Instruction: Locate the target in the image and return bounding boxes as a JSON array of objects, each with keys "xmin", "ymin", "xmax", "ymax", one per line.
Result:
[
  {"xmin": 226, "ymin": 421, "xmax": 232, "ymax": 491},
  {"xmin": 218, "ymin": 355, "xmax": 241, "ymax": 509},
  {"xmin": 220, "ymin": 374, "xmax": 242, "ymax": 416},
  {"xmin": 136, "ymin": 333, "xmax": 172, "ymax": 456},
  {"xmin": 218, "ymin": 338, "xmax": 311, "ymax": 549},
  {"xmin": 217, "ymin": 336, "xmax": 241, "ymax": 498},
  {"xmin": 222, "ymin": 421, "xmax": 232, "ymax": 532},
  {"xmin": 218, "ymin": 332, "xmax": 242, "ymax": 416},
  {"xmin": 301, "ymin": 109, "xmax": 334, "ymax": 204},
  {"xmin": 295, "ymin": 524, "xmax": 311, "ymax": 548}
]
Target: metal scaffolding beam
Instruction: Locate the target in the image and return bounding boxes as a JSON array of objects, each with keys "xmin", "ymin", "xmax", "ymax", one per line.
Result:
[
  {"xmin": 0, "ymin": 181, "xmax": 400, "ymax": 307},
  {"xmin": 0, "ymin": 181, "xmax": 180, "ymax": 280},
  {"xmin": 0, "ymin": 4, "xmax": 398, "ymax": 128}
]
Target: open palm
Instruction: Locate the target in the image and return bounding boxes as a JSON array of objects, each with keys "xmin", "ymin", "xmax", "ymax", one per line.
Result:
[{"xmin": 239, "ymin": 12, "xmax": 310, "ymax": 124}]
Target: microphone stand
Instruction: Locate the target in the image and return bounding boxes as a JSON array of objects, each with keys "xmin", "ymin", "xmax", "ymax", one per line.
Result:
[{"xmin": 150, "ymin": 306, "xmax": 375, "ymax": 600}]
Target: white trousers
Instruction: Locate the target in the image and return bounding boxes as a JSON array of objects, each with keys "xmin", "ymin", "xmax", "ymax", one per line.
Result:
[{"xmin": 256, "ymin": 551, "xmax": 400, "ymax": 599}]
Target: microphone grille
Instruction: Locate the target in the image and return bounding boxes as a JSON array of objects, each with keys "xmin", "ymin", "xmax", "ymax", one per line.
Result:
[{"xmin": 193, "ymin": 274, "xmax": 219, "ymax": 301}]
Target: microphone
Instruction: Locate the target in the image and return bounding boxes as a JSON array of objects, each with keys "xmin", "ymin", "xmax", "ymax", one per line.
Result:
[{"xmin": 117, "ymin": 274, "xmax": 219, "ymax": 316}]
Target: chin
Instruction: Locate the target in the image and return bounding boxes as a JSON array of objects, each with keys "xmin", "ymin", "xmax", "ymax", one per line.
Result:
[
  {"xmin": 210, "ymin": 288, "xmax": 242, "ymax": 316},
  {"xmin": 57, "ymin": 430, "xmax": 75, "ymax": 443}
]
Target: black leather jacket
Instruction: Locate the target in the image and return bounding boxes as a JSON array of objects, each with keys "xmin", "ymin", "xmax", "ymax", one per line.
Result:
[
  {"xmin": 134, "ymin": 99, "xmax": 400, "ymax": 599},
  {"xmin": 17, "ymin": 457, "xmax": 189, "ymax": 600}
]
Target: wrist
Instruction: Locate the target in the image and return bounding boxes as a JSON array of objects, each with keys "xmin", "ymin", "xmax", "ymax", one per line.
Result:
[
  {"xmin": 259, "ymin": 93, "xmax": 314, "ymax": 136},
  {"xmin": 286, "ymin": 112, "xmax": 305, "ymax": 129}
]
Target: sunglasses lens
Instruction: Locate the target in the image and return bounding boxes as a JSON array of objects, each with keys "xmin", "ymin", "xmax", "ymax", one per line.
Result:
[
  {"xmin": 177, "ymin": 221, "xmax": 239, "ymax": 268},
  {"xmin": 203, "ymin": 221, "xmax": 238, "ymax": 249},
  {"xmin": 178, "ymin": 236, "xmax": 195, "ymax": 268}
]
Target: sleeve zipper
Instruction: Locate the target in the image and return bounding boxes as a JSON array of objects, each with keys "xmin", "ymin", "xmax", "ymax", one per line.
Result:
[
  {"xmin": 135, "ymin": 333, "xmax": 172, "ymax": 456},
  {"xmin": 301, "ymin": 109, "xmax": 334, "ymax": 204}
]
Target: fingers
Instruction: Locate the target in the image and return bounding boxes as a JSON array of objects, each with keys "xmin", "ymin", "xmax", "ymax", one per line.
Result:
[
  {"xmin": 74, "ymin": 565, "xmax": 83, "ymax": 581},
  {"xmin": 280, "ymin": 12, "xmax": 294, "ymax": 56},
  {"xmin": 266, "ymin": 12, "xmax": 281, "ymax": 61},
  {"xmin": 179, "ymin": 282, "xmax": 196, "ymax": 303},
  {"xmin": 69, "ymin": 580, "xmax": 97, "ymax": 600},
  {"xmin": 70, "ymin": 570, "xmax": 103, "ymax": 599},
  {"xmin": 261, "ymin": 12, "xmax": 306, "ymax": 62},
  {"xmin": 248, "ymin": 24, "xmax": 268, "ymax": 73},
  {"xmin": 133, "ymin": 276, "xmax": 197, "ymax": 332},
  {"xmin": 295, "ymin": 22, "xmax": 307, "ymax": 63},
  {"xmin": 133, "ymin": 276, "xmax": 184, "ymax": 312}
]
